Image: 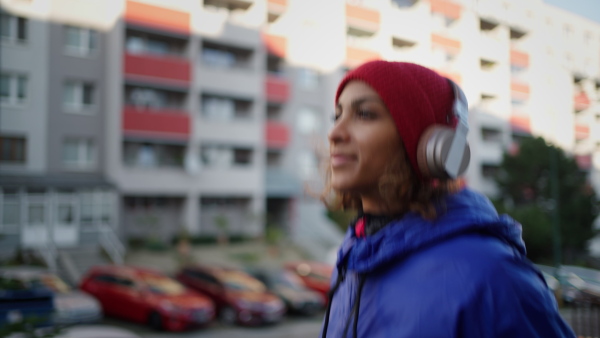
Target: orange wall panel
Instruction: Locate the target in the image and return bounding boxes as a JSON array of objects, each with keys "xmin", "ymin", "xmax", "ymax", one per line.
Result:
[
  {"xmin": 268, "ymin": 0, "xmax": 287, "ymax": 6},
  {"xmin": 510, "ymin": 49, "xmax": 529, "ymax": 68},
  {"xmin": 430, "ymin": 0, "xmax": 462, "ymax": 20},
  {"xmin": 431, "ymin": 33, "xmax": 461, "ymax": 52},
  {"xmin": 346, "ymin": 47, "xmax": 380, "ymax": 66},
  {"xmin": 510, "ymin": 114, "xmax": 531, "ymax": 133},
  {"xmin": 125, "ymin": 0, "xmax": 190, "ymax": 34},
  {"xmin": 264, "ymin": 34, "xmax": 287, "ymax": 58},
  {"xmin": 511, "ymin": 82, "xmax": 530, "ymax": 95},
  {"xmin": 346, "ymin": 4, "xmax": 380, "ymax": 24}
]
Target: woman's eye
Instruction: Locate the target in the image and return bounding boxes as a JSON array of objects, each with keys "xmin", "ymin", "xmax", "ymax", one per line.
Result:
[
  {"xmin": 332, "ymin": 112, "xmax": 341, "ymax": 122},
  {"xmin": 357, "ymin": 110, "xmax": 375, "ymax": 119}
]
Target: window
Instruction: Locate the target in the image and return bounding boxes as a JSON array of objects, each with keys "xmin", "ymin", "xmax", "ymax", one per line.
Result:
[
  {"xmin": 481, "ymin": 164, "xmax": 499, "ymax": 179},
  {"xmin": 201, "ymin": 41, "xmax": 253, "ymax": 69},
  {"xmin": 1, "ymin": 73, "xmax": 27, "ymax": 106},
  {"xmin": 63, "ymin": 138, "xmax": 95, "ymax": 169},
  {"xmin": 481, "ymin": 127, "xmax": 502, "ymax": 142},
  {"xmin": 201, "ymin": 94, "xmax": 252, "ymax": 121},
  {"xmin": 123, "ymin": 142, "xmax": 185, "ymax": 168},
  {"xmin": 0, "ymin": 136, "xmax": 26, "ymax": 163},
  {"xmin": 80, "ymin": 190, "xmax": 113, "ymax": 225},
  {"xmin": 64, "ymin": 25, "xmax": 97, "ymax": 56},
  {"xmin": 1, "ymin": 191, "xmax": 20, "ymax": 226},
  {"xmin": 125, "ymin": 30, "xmax": 186, "ymax": 57},
  {"xmin": 1, "ymin": 13, "xmax": 27, "ymax": 42},
  {"xmin": 126, "ymin": 86, "xmax": 185, "ymax": 110},
  {"xmin": 297, "ymin": 68, "xmax": 319, "ymax": 90},
  {"xmin": 63, "ymin": 81, "xmax": 95, "ymax": 112},
  {"xmin": 479, "ymin": 18, "xmax": 498, "ymax": 32},
  {"xmin": 297, "ymin": 107, "xmax": 320, "ymax": 134},
  {"xmin": 201, "ymin": 145, "xmax": 253, "ymax": 168}
]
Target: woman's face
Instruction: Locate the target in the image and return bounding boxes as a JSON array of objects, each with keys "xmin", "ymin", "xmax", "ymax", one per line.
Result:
[{"xmin": 329, "ymin": 81, "xmax": 403, "ymax": 194}]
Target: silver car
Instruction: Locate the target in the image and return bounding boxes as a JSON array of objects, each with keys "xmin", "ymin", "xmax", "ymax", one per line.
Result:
[{"xmin": 0, "ymin": 267, "xmax": 102, "ymax": 325}]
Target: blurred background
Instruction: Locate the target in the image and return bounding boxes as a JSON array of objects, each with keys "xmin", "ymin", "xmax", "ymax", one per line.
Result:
[{"xmin": 1, "ymin": 0, "xmax": 600, "ymax": 336}]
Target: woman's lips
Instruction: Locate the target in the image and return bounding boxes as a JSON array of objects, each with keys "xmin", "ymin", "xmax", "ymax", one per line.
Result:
[{"xmin": 331, "ymin": 154, "xmax": 355, "ymax": 167}]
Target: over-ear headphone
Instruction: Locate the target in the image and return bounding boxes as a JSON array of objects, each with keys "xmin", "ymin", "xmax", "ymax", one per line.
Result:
[{"xmin": 416, "ymin": 79, "xmax": 470, "ymax": 179}]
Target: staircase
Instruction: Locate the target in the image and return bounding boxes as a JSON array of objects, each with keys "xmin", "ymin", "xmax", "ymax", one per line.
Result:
[
  {"xmin": 293, "ymin": 200, "xmax": 345, "ymax": 264},
  {"xmin": 57, "ymin": 246, "xmax": 109, "ymax": 286}
]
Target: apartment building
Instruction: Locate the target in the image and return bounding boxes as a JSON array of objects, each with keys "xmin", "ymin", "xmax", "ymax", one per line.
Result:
[{"xmin": 1, "ymin": 0, "xmax": 599, "ymax": 260}]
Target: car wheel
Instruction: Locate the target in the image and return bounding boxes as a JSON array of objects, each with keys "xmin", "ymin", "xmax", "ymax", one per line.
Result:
[
  {"xmin": 148, "ymin": 311, "xmax": 163, "ymax": 331},
  {"xmin": 219, "ymin": 306, "xmax": 237, "ymax": 325}
]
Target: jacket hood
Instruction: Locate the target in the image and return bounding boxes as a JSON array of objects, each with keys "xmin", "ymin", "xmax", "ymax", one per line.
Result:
[{"xmin": 336, "ymin": 188, "xmax": 526, "ymax": 274}]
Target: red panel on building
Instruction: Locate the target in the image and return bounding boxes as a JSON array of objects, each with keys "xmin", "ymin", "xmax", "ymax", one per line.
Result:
[
  {"xmin": 124, "ymin": 53, "xmax": 190, "ymax": 85},
  {"xmin": 266, "ymin": 75, "xmax": 290, "ymax": 103},
  {"xmin": 575, "ymin": 124, "xmax": 590, "ymax": 140},
  {"xmin": 431, "ymin": 33, "xmax": 461, "ymax": 53},
  {"xmin": 125, "ymin": 0, "xmax": 190, "ymax": 34},
  {"xmin": 511, "ymin": 81, "xmax": 530, "ymax": 99},
  {"xmin": 510, "ymin": 114, "xmax": 531, "ymax": 133},
  {"xmin": 264, "ymin": 34, "xmax": 287, "ymax": 58},
  {"xmin": 268, "ymin": 0, "xmax": 287, "ymax": 6},
  {"xmin": 265, "ymin": 121, "xmax": 290, "ymax": 148},
  {"xmin": 510, "ymin": 49, "xmax": 529, "ymax": 68},
  {"xmin": 430, "ymin": 0, "xmax": 462, "ymax": 19},
  {"xmin": 346, "ymin": 4, "xmax": 380, "ymax": 24},
  {"xmin": 574, "ymin": 92, "xmax": 590, "ymax": 111},
  {"xmin": 123, "ymin": 106, "xmax": 190, "ymax": 140}
]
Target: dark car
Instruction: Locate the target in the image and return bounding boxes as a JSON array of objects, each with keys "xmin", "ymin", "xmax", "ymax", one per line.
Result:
[
  {"xmin": 176, "ymin": 265, "xmax": 285, "ymax": 326},
  {"xmin": 80, "ymin": 265, "xmax": 214, "ymax": 331},
  {"xmin": 1, "ymin": 267, "xmax": 102, "ymax": 325},
  {"xmin": 0, "ymin": 272, "xmax": 54, "ymax": 329},
  {"xmin": 284, "ymin": 261, "xmax": 333, "ymax": 304},
  {"xmin": 247, "ymin": 267, "xmax": 324, "ymax": 316}
]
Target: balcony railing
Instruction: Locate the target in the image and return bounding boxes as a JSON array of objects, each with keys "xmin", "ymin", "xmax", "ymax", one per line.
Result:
[
  {"xmin": 346, "ymin": 4, "xmax": 380, "ymax": 35},
  {"xmin": 511, "ymin": 81, "xmax": 530, "ymax": 99},
  {"xmin": 574, "ymin": 92, "xmax": 591, "ymax": 111},
  {"xmin": 510, "ymin": 113, "xmax": 531, "ymax": 134},
  {"xmin": 431, "ymin": 33, "xmax": 461, "ymax": 54},
  {"xmin": 265, "ymin": 120, "xmax": 290, "ymax": 148},
  {"xmin": 125, "ymin": 0, "xmax": 190, "ymax": 34},
  {"xmin": 575, "ymin": 124, "xmax": 590, "ymax": 140},
  {"xmin": 265, "ymin": 75, "xmax": 290, "ymax": 103},
  {"xmin": 122, "ymin": 105, "xmax": 190, "ymax": 140},
  {"xmin": 430, "ymin": 0, "xmax": 462, "ymax": 20},
  {"xmin": 510, "ymin": 49, "xmax": 529, "ymax": 68},
  {"xmin": 124, "ymin": 53, "xmax": 191, "ymax": 86}
]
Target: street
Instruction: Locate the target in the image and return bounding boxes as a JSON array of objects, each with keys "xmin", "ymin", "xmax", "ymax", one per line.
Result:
[{"xmin": 101, "ymin": 314, "xmax": 323, "ymax": 338}]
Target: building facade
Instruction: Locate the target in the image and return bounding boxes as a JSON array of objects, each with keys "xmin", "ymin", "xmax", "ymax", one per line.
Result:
[{"xmin": 1, "ymin": 0, "xmax": 599, "ymax": 255}]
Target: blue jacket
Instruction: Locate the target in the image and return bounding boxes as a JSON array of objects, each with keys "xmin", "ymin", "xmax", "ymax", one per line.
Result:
[{"xmin": 321, "ymin": 188, "xmax": 575, "ymax": 338}]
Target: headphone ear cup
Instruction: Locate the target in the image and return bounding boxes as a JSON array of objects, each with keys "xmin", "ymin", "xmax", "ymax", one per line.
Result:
[{"xmin": 417, "ymin": 126, "xmax": 470, "ymax": 179}]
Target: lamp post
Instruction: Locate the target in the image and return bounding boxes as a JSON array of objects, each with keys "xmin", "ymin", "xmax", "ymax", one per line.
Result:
[{"xmin": 550, "ymin": 145, "xmax": 562, "ymax": 276}]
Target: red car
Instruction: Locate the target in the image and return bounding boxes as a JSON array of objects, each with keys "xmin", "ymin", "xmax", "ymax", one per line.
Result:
[
  {"xmin": 176, "ymin": 265, "xmax": 285, "ymax": 326},
  {"xmin": 79, "ymin": 265, "xmax": 214, "ymax": 331},
  {"xmin": 284, "ymin": 261, "xmax": 333, "ymax": 304}
]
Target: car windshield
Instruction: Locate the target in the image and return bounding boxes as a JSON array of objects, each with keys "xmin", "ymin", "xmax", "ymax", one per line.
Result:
[
  {"xmin": 222, "ymin": 272, "xmax": 266, "ymax": 293},
  {"xmin": 38, "ymin": 274, "xmax": 71, "ymax": 293},
  {"xmin": 142, "ymin": 275, "xmax": 187, "ymax": 295}
]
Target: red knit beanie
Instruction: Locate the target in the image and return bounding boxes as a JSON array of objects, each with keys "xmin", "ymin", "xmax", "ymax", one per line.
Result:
[{"xmin": 335, "ymin": 60, "xmax": 456, "ymax": 177}]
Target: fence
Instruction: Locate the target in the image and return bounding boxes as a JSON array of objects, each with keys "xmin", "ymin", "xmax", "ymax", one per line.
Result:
[{"xmin": 562, "ymin": 301, "xmax": 600, "ymax": 337}]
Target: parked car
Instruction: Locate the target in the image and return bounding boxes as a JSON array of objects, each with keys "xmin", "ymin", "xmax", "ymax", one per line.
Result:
[
  {"xmin": 560, "ymin": 265, "xmax": 600, "ymax": 305},
  {"xmin": 176, "ymin": 265, "xmax": 285, "ymax": 326},
  {"xmin": 80, "ymin": 265, "xmax": 214, "ymax": 331},
  {"xmin": 247, "ymin": 267, "xmax": 324, "ymax": 316},
  {"xmin": 0, "ymin": 270, "xmax": 54, "ymax": 329},
  {"xmin": 284, "ymin": 261, "xmax": 333, "ymax": 304},
  {"xmin": 1, "ymin": 266, "xmax": 102, "ymax": 325},
  {"xmin": 55, "ymin": 325, "xmax": 142, "ymax": 338}
]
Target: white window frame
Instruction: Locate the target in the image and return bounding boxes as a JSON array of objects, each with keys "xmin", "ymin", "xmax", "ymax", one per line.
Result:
[
  {"xmin": 1, "ymin": 13, "xmax": 27, "ymax": 44},
  {"xmin": 0, "ymin": 73, "xmax": 27, "ymax": 107},
  {"xmin": 64, "ymin": 25, "xmax": 97, "ymax": 57},
  {"xmin": 63, "ymin": 81, "xmax": 95, "ymax": 113},
  {"xmin": 63, "ymin": 138, "xmax": 96, "ymax": 170}
]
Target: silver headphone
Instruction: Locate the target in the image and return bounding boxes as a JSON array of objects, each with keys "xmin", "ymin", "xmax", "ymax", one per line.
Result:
[{"xmin": 416, "ymin": 79, "xmax": 470, "ymax": 179}]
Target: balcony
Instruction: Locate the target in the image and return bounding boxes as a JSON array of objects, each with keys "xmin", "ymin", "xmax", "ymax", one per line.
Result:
[
  {"xmin": 265, "ymin": 75, "xmax": 290, "ymax": 103},
  {"xmin": 574, "ymin": 92, "xmax": 590, "ymax": 111},
  {"xmin": 430, "ymin": 0, "xmax": 462, "ymax": 20},
  {"xmin": 204, "ymin": 0, "xmax": 255, "ymax": 11},
  {"xmin": 575, "ymin": 124, "xmax": 590, "ymax": 140},
  {"xmin": 346, "ymin": 4, "xmax": 380, "ymax": 36},
  {"xmin": 125, "ymin": 0, "xmax": 190, "ymax": 35},
  {"xmin": 267, "ymin": 0, "xmax": 287, "ymax": 23},
  {"xmin": 265, "ymin": 121, "xmax": 290, "ymax": 148},
  {"xmin": 510, "ymin": 49, "xmax": 529, "ymax": 68},
  {"xmin": 122, "ymin": 106, "xmax": 190, "ymax": 140},
  {"xmin": 510, "ymin": 81, "xmax": 530, "ymax": 100},
  {"xmin": 266, "ymin": 168, "xmax": 301, "ymax": 197},
  {"xmin": 124, "ymin": 53, "xmax": 190, "ymax": 86},
  {"xmin": 510, "ymin": 113, "xmax": 531, "ymax": 134},
  {"xmin": 264, "ymin": 34, "xmax": 287, "ymax": 58},
  {"xmin": 345, "ymin": 46, "xmax": 380, "ymax": 68}
]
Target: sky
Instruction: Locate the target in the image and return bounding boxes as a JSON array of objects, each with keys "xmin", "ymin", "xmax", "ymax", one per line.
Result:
[{"xmin": 543, "ymin": 0, "xmax": 600, "ymax": 23}]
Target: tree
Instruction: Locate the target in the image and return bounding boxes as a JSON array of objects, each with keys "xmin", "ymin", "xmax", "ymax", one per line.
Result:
[{"xmin": 494, "ymin": 136, "xmax": 597, "ymax": 263}]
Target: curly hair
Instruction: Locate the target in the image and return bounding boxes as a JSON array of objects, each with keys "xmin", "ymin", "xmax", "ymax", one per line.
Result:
[{"xmin": 321, "ymin": 142, "xmax": 460, "ymax": 220}]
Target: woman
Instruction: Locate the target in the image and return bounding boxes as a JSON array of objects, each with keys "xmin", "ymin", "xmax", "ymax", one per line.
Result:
[{"xmin": 320, "ymin": 61, "xmax": 574, "ymax": 337}]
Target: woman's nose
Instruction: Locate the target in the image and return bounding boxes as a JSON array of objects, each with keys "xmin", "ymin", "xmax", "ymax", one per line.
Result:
[{"xmin": 328, "ymin": 116, "xmax": 349, "ymax": 144}]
